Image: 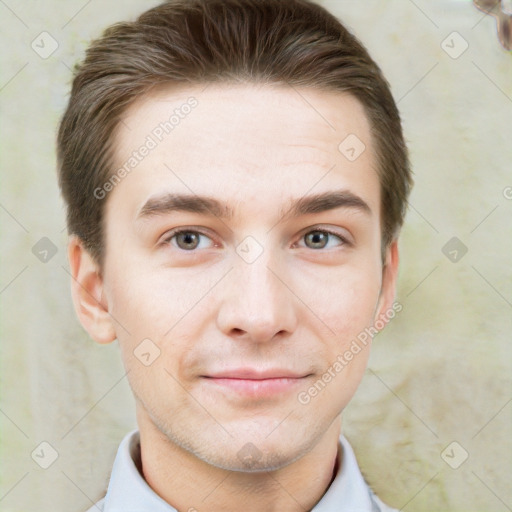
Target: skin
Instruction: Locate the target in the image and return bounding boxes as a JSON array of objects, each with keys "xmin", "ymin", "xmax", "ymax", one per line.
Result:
[{"xmin": 69, "ymin": 83, "xmax": 399, "ymax": 512}]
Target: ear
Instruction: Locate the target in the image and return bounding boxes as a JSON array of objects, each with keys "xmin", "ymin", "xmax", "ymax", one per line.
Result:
[
  {"xmin": 68, "ymin": 236, "xmax": 116, "ymax": 344},
  {"xmin": 373, "ymin": 238, "xmax": 400, "ymax": 328}
]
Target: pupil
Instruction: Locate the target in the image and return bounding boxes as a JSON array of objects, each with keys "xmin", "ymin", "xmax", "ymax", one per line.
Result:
[
  {"xmin": 180, "ymin": 232, "xmax": 198, "ymax": 249},
  {"xmin": 308, "ymin": 231, "xmax": 327, "ymax": 248}
]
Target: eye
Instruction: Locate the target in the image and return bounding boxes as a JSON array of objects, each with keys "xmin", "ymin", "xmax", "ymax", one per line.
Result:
[
  {"xmin": 300, "ymin": 229, "xmax": 348, "ymax": 250},
  {"xmin": 163, "ymin": 229, "xmax": 215, "ymax": 251}
]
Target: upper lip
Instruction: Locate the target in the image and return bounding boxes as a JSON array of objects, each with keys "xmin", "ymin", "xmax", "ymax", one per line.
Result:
[{"xmin": 205, "ymin": 368, "xmax": 309, "ymax": 380}]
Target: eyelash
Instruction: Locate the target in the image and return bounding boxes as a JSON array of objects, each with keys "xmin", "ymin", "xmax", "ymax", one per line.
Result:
[
  {"xmin": 296, "ymin": 228, "xmax": 352, "ymax": 250},
  {"xmin": 162, "ymin": 228, "xmax": 218, "ymax": 250},
  {"xmin": 162, "ymin": 227, "xmax": 351, "ymax": 250}
]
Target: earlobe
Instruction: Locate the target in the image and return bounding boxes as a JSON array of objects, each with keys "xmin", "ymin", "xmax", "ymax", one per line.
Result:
[
  {"xmin": 68, "ymin": 236, "xmax": 117, "ymax": 344},
  {"xmin": 374, "ymin": 239, "xmax": 400, "ymax": 328}
]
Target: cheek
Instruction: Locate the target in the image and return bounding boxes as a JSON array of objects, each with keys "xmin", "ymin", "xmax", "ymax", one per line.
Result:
[
  {"xmin": 103, "ymin": 259, "xmax": 219, "ymax": 371},
  {"xmin": 105, "ymin": 258, "xmax": 193, "ymax": 331},
  {"xmin": 330, "ymin": 284, "xmax": 379, "ymax": 340},
  {"xmin": 293, "ymin": 262, "xmax": 381, "ymax": 345}
]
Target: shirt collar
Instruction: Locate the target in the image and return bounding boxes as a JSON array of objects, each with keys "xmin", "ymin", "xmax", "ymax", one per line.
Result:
[{"xmin": 102, "ymin": 429, "xmax": 388, "ymax": 512}]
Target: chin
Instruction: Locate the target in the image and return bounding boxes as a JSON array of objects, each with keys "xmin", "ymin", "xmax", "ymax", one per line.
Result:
[{"xmin": 198, "ymin": 442, "xmax": 303, "ymax": 473}]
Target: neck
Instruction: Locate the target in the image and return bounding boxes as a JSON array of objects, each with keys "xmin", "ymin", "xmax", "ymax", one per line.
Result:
[{"xmin": 137, "ymin": 410, "xmax": 342, "ymax": 512}]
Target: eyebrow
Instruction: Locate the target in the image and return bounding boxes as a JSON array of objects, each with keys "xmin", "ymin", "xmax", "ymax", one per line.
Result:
[{"xmin": 137, "ymin": 190, "xmax": 372, "ymax": 221}]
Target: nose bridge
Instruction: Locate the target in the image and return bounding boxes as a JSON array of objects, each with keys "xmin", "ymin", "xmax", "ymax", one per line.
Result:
[
  {"xmin": 217, "ymin": 243, "xmax": 297, "ymax": 341},
  {"xmin": 239, "ymin": 248, "xmax": 279, "ymax": 305}
]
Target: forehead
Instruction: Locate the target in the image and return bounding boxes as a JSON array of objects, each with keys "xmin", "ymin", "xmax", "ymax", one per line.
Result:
[{"xmin": 109, "ymin": 83, "xmax": 379, "ymax": 221}]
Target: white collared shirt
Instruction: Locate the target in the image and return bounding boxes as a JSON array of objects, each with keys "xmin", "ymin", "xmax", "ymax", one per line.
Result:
[{"xmin": 87, "ymin": 430, "xmax": 396, "ymax": 512}]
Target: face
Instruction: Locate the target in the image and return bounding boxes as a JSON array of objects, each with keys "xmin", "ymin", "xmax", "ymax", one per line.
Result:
[{"xmin": 72, "ymin": 83, "xmax": 398, "ymax": 471}]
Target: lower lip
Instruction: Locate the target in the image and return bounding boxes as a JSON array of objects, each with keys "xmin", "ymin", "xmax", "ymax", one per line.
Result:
[{"xmin": 203, "ymin": 377, "xmax": 305, "ymax": 398}]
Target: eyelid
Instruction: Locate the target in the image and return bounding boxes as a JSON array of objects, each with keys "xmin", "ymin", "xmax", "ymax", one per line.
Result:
[
  {"xmin": 160, "ymin": 227, "xmax": 218, "ymax": 247},
  {"xmin": 296, "ymin": 225, "xmax": 353, "ymax": 247},
  {"xmin": 159, "ymin": 225, "xmax": 353, "ymax": 250}
]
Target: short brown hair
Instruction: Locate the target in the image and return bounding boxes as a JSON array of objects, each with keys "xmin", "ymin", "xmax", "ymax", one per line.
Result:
[{"xmin": 57, "ymin": 0, "xmax": 412, "ymax": 266}]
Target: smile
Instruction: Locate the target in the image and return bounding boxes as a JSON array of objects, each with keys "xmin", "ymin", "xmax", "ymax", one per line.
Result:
[{"xmin": 201, "ymin": 377, "xmax": 305, "ymax": 398}]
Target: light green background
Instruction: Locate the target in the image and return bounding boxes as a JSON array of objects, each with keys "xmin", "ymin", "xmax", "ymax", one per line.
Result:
[{"xmin": 1, "ymin": 1, "xmax": 511, "ymax": 511}]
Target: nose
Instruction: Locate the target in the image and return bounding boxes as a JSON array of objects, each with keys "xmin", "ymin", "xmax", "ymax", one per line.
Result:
[{"xmin": 216, "ymin": 249, "xmax": 298, "ymax": 343}]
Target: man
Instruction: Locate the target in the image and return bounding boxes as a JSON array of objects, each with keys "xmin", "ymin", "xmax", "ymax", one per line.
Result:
[{"xmin": 57, "ymin": 0, "xmax": 412, "ymax": 510}]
